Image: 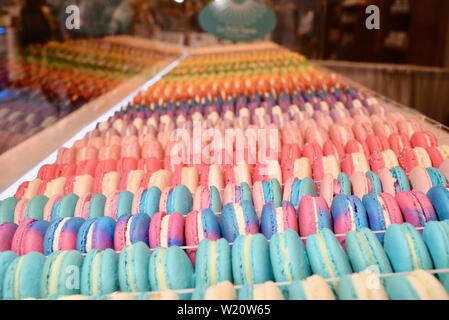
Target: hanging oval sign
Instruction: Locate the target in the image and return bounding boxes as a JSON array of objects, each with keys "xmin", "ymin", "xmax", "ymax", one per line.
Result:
[{"xmin": 199, "ymin": 0, "xmax": 277, "ymax": 42}]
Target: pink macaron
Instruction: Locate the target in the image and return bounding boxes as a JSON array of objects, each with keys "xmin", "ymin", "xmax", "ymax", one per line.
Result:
[
  {"xmin": 398, "ymin": 148, "xmax": 419, "ymax": 173},
  {"xmin": 410, "ymin": 131, "xmax": 437, "ymax": 149},
  {"xmin": 297, "ymin": 195, "xmax": 332, "ymax": 238},
  {"xmin": 389, "ymin": 133, "xmax": 411, "ymax": 156},
  {"xmin": 409, "ymin": 167, "xmax": 433, "ymax": 194},
  {"xmin": 341, "ymin": 152, "xmax": 370, "ymax": 176},
  {"xmin": 345, "ymin": 139, "xmax": 370, "ymax": 157},
  {"xmin": 323, "ymin": 140, "xmax": 345, "ymax": 162},
  {"xmin": 149, "ymin": 211, "xmax": 185, "ymax": 249},
  {"xmin": 0, "ymin": 223, "xmax": 18, "ymax": 252},
  {"xmin": 302, "ymin": 142, "xmax": 323, "ymax": 163},
  {"xmin": 366, "ymin": 134, "xmax": 390, "ymax": 156},
  {"xmin": 395, "ymin": 191, "xmax": 437, "ymax": 227},
  {"xmin": 11, "ymin": 218, "xmax": 50, "ymax": 255}
]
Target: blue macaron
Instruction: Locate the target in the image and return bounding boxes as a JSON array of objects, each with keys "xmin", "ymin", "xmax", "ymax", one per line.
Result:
[
  {"xmin": 149, "ymin": 246, "xmax": 194, "ymax": 293},
  {"xmin": 231, "ymin": 233, "xmax": 273, "ymax": 285},
  {"xmin": 221, "ymin": 201, "xmax": 259, "ymax": 242},
  {"xmin": 422, "ymin": 221, "xmax": 449, "ymax": 291},
  {"xmin": 0, "ymin": 251, "xmax": 18, "ymax": 299},
  {"xmin": 269, "ymin": 229, "xmax": 311, "ymax": 282},
  {"xmin": 195, "ymin": 238, "xmax": 232, "ymax": 287},
  {"xmin": 3, "ymin": 252, "xmax": 46, "ymax": 300},
  {"xmin": 118, "ymin": 242, "xmax": 151, "ymax": 293},
  {"xmin": 426, "ymin": 167, "xmax": 447, "ymax": 187},
  {"xmin": 384, "ymin": 223, "xmax": 433, "ymax": 272},
  {"xmin": 81, "ymin": 248, "xmax": 119, "ymax": 296},
  {"xmin": 427, "ymin": 186, "xmax": 449, "ymax": 221},
  {"xmin": 40, "ymin": 250, "xmax": 84, "ymax": 298},
  {"xmin": 44, "ymin": 217, "xmax": 85, "ymax": 255},
  {"xmin": 306, "ymin": 228, "xmax": 352, "ymax": 280},
  {"xmin": 345, "ymin": 228, "xmax": 393, "ymax": 273},
  {"xmin": 166, "ymin": 184, "xmax": 193, "ymax": 215},
  {"xmin": 76, "ymin": 217, "xmax": 116, "ymax": 253},
  {"xmin": 136, "ymin": 186, "xmax": 161, "ymax": 217},
  {"xmin": 287, "ymin": 177, "xmax": 317, "ymax": 209}
]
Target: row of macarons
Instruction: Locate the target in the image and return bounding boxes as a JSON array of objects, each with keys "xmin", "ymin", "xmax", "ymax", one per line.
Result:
[
  {"xmin": 5, "ymin": 161, "xmax": 449, "ymax": 224},
  {"xmin": 1, "ymin": 181, "xmax": 449, "ymax": 259},
  {"xmin": 10, "ymin": 270, "xmax": 449, "ymax": 300},
  {"xmin": 1, "ymin": 221, "xmax": 448, "ymax": 300}
]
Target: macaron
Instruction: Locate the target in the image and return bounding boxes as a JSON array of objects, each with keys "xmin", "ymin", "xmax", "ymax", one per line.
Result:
[
  {"xmin": 193, "ymin": 185, "xmax": 222, "ymax": 213},
  {"xmin": 231, "ymin": 234, "xmax": 273, "ymax": 285},
  {"xmin": 427, "ymin": 186, "xmax": 449, "ymax": 221},
  {"xmin": 345, "ymin": 228, "xmax": 393, "ymax": 273},
  {"xmin": 0, "ymin": 197, "xmax": 18, "ymax": 223},
  {"xmin": 269, "ymin": 229, "xmax": 311, "ymax": 282},
  {"xmin": 74, "ymin": 193, "xmax": 106, "ymax": 219},
  {"xmin": 3, "ymin": 252, "xmax": 46, "ymax": 300},
  {"xmin": 260, "ymin": 201, "xmax": 298, "ymax": 239},
  {"xmin": 223, "ymin": 182, "xmax": 253, "ymax": 206},
  {"xmin": 76, "ymin": 217, "xmax": 116, "ymax": 253},
  {"xmin": 0, "ymin": 251, "xmax": 18, "ymax": 299},
  {"xmin": 185, "ymin": 208, "xmax": 221, "ymax": 262},
  {"xmin": 12, "ymin": 218, "xmax": 50, "ymax": 255},
  {"xmin": 350, "ymin": 171, "xmax": 382, "ymax": 200},
  {"xmin": 297, "ymin": 196, "xmax": 333, "ymax": 237},
  {"xmin": 422, "ymin": 221, "xmax": 449, "ymax": 290},
  {"xmin": 319, "ymin": 173, "xmax": 352, "ymax": 208},
  {"xmin": 131, "ymin": 186, "xmax": 161, "ymax": 217},
  {"xmin": 410, "ymin": 131, "xmax": 437, "ymax": 148},
  {"xmin": 0, "ymin": 223, "xmax": 18, "ymax": 252},
  {"xmin": 409, "ymin": 167, "xmax": 447, "ymax": 194},
  {"xmin": 43, "ymin": 217, "xmax": 85, "ymax": 255},
  {"xmin": 312, "ymin": 155, "xmax": 340, "ymax": 182},
  {"xmin": 149, "ymin": 211, "xmax": 185, "ymax": 249},
  {"xmin": 330, "ymin": 195, "xmax": 369, "ymax": 244},
  {"xmin": 252, "ymin": 178, "xmax": 282, "ymax": 217},
  {"xmin": 341, "ymin": 152, "xmax": 370, "ymax": 176},
  {"xmin": 104, "ymin": 190, "xmax": 134, "ymax": 220},
  {"xmin": 414, "ymin": 147, "xmax": 432, "ymax": 168},
  {"xmin": 149, "ymin": 246, "xmax": 194, "ymax": 293},
  {"xmin": 283, "ymin": 177, "xmax": 317, "ymax": 209},
  {"xmin": 288, "ymin": 275, "xmax": 335, "ymax": 300},
  {"xmin": 306, "ymin": 228, "xmax": 352, "ymax": 281},
  {"xmin": 362, "ymin": 193, "xmax": 403, "ymax": 242},
  {"xmin": 337, "ymin": 270, "xmax": 388, "ymax": 300},
  {"xmin": 51, "ymin": 193, "xmax": 79, "ymax": 220},
  {"xmin": 118, "ymin": 242, "xmax": 151, "ymax": 292},
  {"xmin": 238, "ymin": 281, "xmax": 285, "ymax": 300},
  {"xmin": 159, "ymin": 184, "xmax": 193, "ymax": 215},
  {"xmin": 81, "ymin": 248, "xmax": 119, "ymax": 296},
  {"xmin": 379, "ymin": 166, "xmax": 411, "ymax": 196},
  {"xmin": 395, "ymin": 191, "xmax": 438, "ymax": 228},
  {"xmin": 40, "ymin": 250, "xmax": 84, "ymax": 298},
  {"xmin": 114, "ymin": 213, "xmax": 150, "ymax": 252},
  {"xmin": 385, "ymin": 269, "xmax": 449, "ymax": 300},
  {"xmin": 220, "ymin": 201, "xmax": 259, "ymax": 242},
  {"xmin": 23, "ymin": 195, "xmax": 49, "ymax": 222},
  {"xmin": 384, "ymin": 223, "xmax": 433, "ymax": 272},
  {"xmin": 195, "ymin": 238, "xmax": 232, "ymax": 287}
]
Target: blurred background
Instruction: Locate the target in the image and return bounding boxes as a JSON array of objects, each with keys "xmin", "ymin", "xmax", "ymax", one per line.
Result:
[{"xmin": 0, "ymin": 0, "xmax": 448, "ymax": 153}]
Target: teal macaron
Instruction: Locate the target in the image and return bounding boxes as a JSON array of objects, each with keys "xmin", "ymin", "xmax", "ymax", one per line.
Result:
[
  {"xmin": 0, "ymin": 197, "xmax": 18, "ymax": 223},
  {"xmin": 118, "ymin": 241, "xmax": 151, "ymax": 293},
  {"xmin": 81, "ymin": 248, "xmax": 119, "ymax": 296},
  {"xmin": 52, "ymin": 193, "xmax": 79, "ymax": 220},
  {"xmin": 26, "ymin": 195, "xmax": 49, "ymax": 221},
  {"xmin": 384, "ymin": 223, "xmax": 433, "ymax": 272},
  {"xmin": 3, "ymin": 252, "xmax": 46, "ymax": 300},
  {"xmin": 345, "ymin": 228, "xmax": 393, "ymax": 274},
  {"xmin": 286, "ymin": 177, "xmax": 317, "ymax": 209},
  {"xmin": 163, "ymin": 184, "xmax": 193, "ymax": 215},
  {"xmin": 87, "ymin": 194, "xmax": 106, "ymax": 218},
  {"xmin": 422, "ymin": 221, "xmax": 449, "ymax": 290},
  {"xmin": 231, "ymin": 233, "xmax": 273, "ymax": 285},
  {"xmin": 149, "ymin": 246, "xmax": 194, "ymax": 292},
  {"xmin": 195, "ymin": 238, "xmax": 232, "ymax": 287},
  {"xmin": 337, "ymin": 172, "xmax": 352, "ymax": 195},
  {"xmin": 390, "ymin": 166, "xmax": 411, "ymax": 192},
  {"xmin": 40, "ymin": 250, "xmax": 84, "ymax": 298},
  {"xmin": 366, "ymin": 171, "xmax": 383, "ymax": 195},
  {"xmin": 0, "ymin": 251, "xmax": 18, "ymax": 299},
  {"xmin": 306, "ymin": 228, "xmax": 352, "ymax": 281},
  {"xmin": 426, "ymin": 167, "xmax": 447, "ymax": 187},
  {"xmin": 269, "ymin": 229, "xmax": 311, "ymax": 282}
]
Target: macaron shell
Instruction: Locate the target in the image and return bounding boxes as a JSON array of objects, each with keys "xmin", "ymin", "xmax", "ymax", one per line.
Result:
[
  {"xmin": 0, "ymin": 251, "xmax": 18, "ymax": 299},
  {"xmin": 0, "ymin": 223, "xmax": 18, "ymax": 252},
  {"xmin": 298, "ymin": 196, "xmax": 333, "ymax": 237},
  {"xmin": 81, "ymin": 248, "xmax": 119, "ymax": 296},
  {"xmin": 76, "ymin": 217, "xmax": 116, "ymax": 253},
  {"xmin": 118, "ymin": 242, "xmax": 151, "ymax": 292},
  {"xmin": 195, "ymin": 238, "xmax": 232, "ymax": 287},
  {"xmin": 114, "ymin": 213, "xmax": 150, "ymax": 252},
  {"xmin": 0, "ymin": 198, "xmax": 18, "ymax": 223},
  {"xmin": 384, "ymin": 223, "xmax": 433, "ymax": 272},
  {"xmin": 422, "ymin": 221, "xmax": 449, "ymax": 287},
  {"xmin": 12, "ymin": 219, "xmax": 50, "ymax": 255},
  {"xmin": 43, "ymin": 217, "xmax": 85, "ymax": 255},
  {"xmin": 220, "ymin": 201, "xmax": 259, "ymax": 242},
  {"xmin": 409, "ymin": 167, "xmax": 433, "ymax": 194},
  {"xmin": 395, "ymin": 191, "xmax": 437, "ymax": 227},
  {"xmin": 260, "ymin": 201, "xmax": 298, "ymax": 239},
  {"xmin": 427, "ymin": 186, "xmax": 449, "ymax": 220}
]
